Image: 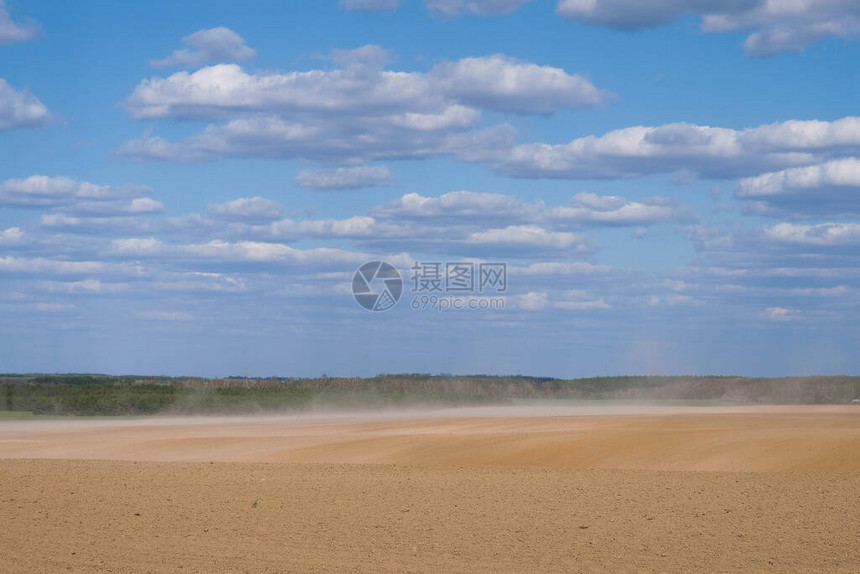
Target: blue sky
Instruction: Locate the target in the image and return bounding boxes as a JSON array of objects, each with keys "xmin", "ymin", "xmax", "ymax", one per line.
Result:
[{"xmin": 2, "ymin": 0, "xmax": 860, "ymax": 377}]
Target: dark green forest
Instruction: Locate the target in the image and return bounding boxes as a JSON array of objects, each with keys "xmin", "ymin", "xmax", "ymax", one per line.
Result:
[{"xmin": 1, "ymin": 373, "xmax": 858, "ymax": 416}]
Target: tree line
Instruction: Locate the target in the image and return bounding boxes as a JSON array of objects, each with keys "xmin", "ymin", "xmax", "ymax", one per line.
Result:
[{"xmin": 1, "ymin": 373, "xmax": 858, "ymax": 416}]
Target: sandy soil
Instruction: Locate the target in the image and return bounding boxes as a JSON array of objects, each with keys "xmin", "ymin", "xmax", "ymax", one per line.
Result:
[{"xmin": 1, "ymin": 406, "xmax": 858, "ymax": 572}]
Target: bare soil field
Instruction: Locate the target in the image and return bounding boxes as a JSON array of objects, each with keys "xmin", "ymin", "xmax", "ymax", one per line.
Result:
[{"xmin": 1, "ymin": 406, "xmax": 858, "ymax": 572}]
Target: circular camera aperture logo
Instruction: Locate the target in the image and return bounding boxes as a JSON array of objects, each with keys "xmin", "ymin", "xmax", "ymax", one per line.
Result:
[{"xmin": 352, "ymin": 261, "xmax": 402, "ymax": 312}]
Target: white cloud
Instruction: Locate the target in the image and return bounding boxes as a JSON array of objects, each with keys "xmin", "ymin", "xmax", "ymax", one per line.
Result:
[
  {"xmin": 123, "ymin": 63, "xmax": 457, "ymax": 120},
  {"xmin": 765, "ymin": 222, "xmax": 860, "ymax": 247},
  {"xmin": 149, "ymin": 27, "xmax": 256, "ymax": 69},
  {"xmin": 64, "ymin": 197, "xmax": 165, "ymax": 216},
  {"xmin": 125, "ymin": 55, "xmax": 607, "ymax": 119},
  {"xmin": 184, "ymin": 241, "xmax": 364, "ymax": 265},
  {"xmin": 119, "ymin": 111, "xmax": 512, "ymax": 165},
  {"xmin": 790, "ymin": 285, "xmax": 849, "ymax": 297},
  {"xmin": 426, "ymin": 0, "xmax": 533, "ymax": 18},
  {"xmin": 32, "ymin": 303, "xmax": 75, "ymax": 313},
  {"xmin": 109, "ymin": 236, "xmax": 410, "ymax": 269},
  {"xmin": 736, "ymin": 158, "xmax": 860, "ymax": 216},
  {"xmin": 763, "ymin": 306, "xmax": 800, "ymax": 322},
  {"xmin": 206, "ymin": 197, "xmax": 284, "ymax": 222},
  {"xmin": 373, "ymin": 190, "xmax": 534, "ymax": 220},
  {"xmin": 549, "ymin": 193, "xmax": 693, "ymax": 225},
  {"xmin": 330, "ymin": 45, "xmax": 393, "ymax": 69},
  {"xmin": 555, "ymin": 297, "xmax": 611, "ymax": 310},
  {"xmin": 704, "ymin": 0, "xmax": 860, "ymax": 57},
  {"xmin": 468, "ymin": 225, "xmax": 590, "ymax": 250},
  {"xmin": 483, "ymin": 116, "xmax": 860, "ymax": 180},
  {"xmin": 0, "ymin": 1, "xmax": 38, "ymax": 45},
  {"xmin": 139, "ymin": 310, "xmax": 194, "ymax": 321},
  {"xmin": 109, "ymin": 237, "xmax": 169, "ymax": 257},
  {"xmin": 432, "ymin": 54, "xmax": 609, "ymax": 114},
  {"xmin": 0, "ymin": 175, "xmax": 159, "ymax": 215},
  {"xmin": 556, "ymin": 0, "xmax": 860, "ymax": 56},
  {"xmin": 556, "ymin": 0, "xmax": 746, "ymax": 29},
  {"xmin": 0, "ymin": 176, "xmax": 96, "ymax": 206},
  {"xmin": 737, "ymin": 158, "xmax": 860, "ymax": 198},
  {"xmin": 516, "ymin": 290, "xmax": 611, "ymax": 311},
  {"xmin": 0, "ymin": 256, "xmax": 104, "ymax": 275},
  {"xmin": 253, "ymin": 216, "xmax": 375, "ymax": 241},
  {"xmin": 39, "ymin": 214, "xmax": 158, "ymax": 236},
  {"xmin": 5, "ymin": 170, "xmax": 855, "ymax": 345},
  {"xmin": 37, "ymin": 279, "xmax": 129, "ymax": 294},
  {"xmin": 150, "ymin": 272, "xmax": 249, "ymax": 294},
  {"xmin": 509, "ymin": 261, "xmax": 613, "ymax": 276},
  {"xmin": 373, "ymin": 190, "xmax": 692, "ymax": 227},
  {"xmin": 119, "ymin": 52, "xmax": 610, "ymax": 164},
  {"xmin": 517, "ymin": 291, "xmax": 550, "ymax": 310},
  {"xmin": 340, "ymin": 0, "xmax": 401, "ymax": 12},
  {"xmin": 0, "ymin": 78, "xmax": 49, "ymax": 130},
  {"xmin": 0, "ymin": 226, "xmax": 23, "ymax": 246},
  {"xmin": 295, "ymin": 166, "xmax": 394, "ymax": 190}
]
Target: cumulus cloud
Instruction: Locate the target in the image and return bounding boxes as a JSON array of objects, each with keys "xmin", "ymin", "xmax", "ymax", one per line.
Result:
[
  {"xmin": 0, "ymin": 78, "xmax": 49, "ymax": 130},
  {"xmin": 39, "ymin": 213, "xmax": 159, "ymax": 236},
  {"xmin": 0, "ymin": 175, "xmax": 160, "ymax": 214},
  {"xmin": 373, "ymin": 190, "xmax": 691, "ymax": 227},
  {"xmin": 468, "ymin": 225, "xmax": 591, "ymax": 250},
  {"xmin": 62, "ymin": 197, "xmax": 165, "ymax": 216},
  {"xmin": 373, "ymin": 190, "xmax": 533, "ymax": 221},
  {"xmin": 260, "ymin": 217, "xmax": 375, "ymax": 241},
  {"xmin": 329, "ymin": 45, "xmax": 393, "ymax": 69},
  {"xmin": 0, "ymin": 256, "xmax": 105, "ymax": 276},
  {"xmin": 556, "ymin": 0, "xmax": 750, "ymax": 29},
  {"xmin": 549, "ymin": 193, "xmax": 695, "ymax": 225},
  {"xmin": 704, "ymin": 0, "xmax": 860, "ymax": 57},
  {"xmin": 340, "ymin": 0, "xmax": 401, "ymax": 12},
  {"xmin": 295, "ymin": 166, "xmax": 394, "ymax": 190},
  {"xmin": 426, "ymin": 0, "xmax": 533, "ymax": 18},
  {"xmin": 737, "ymin": 158, "xmax": 860, "ymax": 197},
  {"xmin": 736, "ymin": 158, "xmax": 860, "ymax": 216},
  {"xmin": 38, "ymin": 279, "xmax": 129, "ymax": 295},
  {"xmin": 3, "ymin": 170, "xmax": 853, "ymax": 346},
  {"xmin": 124, "ymin": 55, "xmax": 607, "ymax": 119},
  {"xmin": 557, "ymin": 298, "xmax": 611, "ymax": 310},
  {"xmin": 482, "ymin": 116, "xmax": 860, "ymax": 180},
  {"xmin": 556, "ymin": 0, "xmax": 860, "ymax": 56},
  {"xmin": 432, "ymin": 55, "xmax": 609, "ymax": 113},
  {"xmin": 516, "ymin": 290, "xmax": 610, "ymax": 311},
  {"xmin": 152, "ymin": 273, "xmax": 249, "ymax": 294},
  {"xmin": 510, "ymin": 261, "xmax": 613, "ymax": 276},
  {"xmin": 0, "ymin": 0, "xmax": 38, "ymax": 45},
  {"xmin": 517, "ymin": 290, "xmax": 550, "ymax": 310},
  {"xmin": 119, "ymin": 52, "xmax": 609, "ymax": 164},
  {"xmin": 119, "ymin": 118, "xmax": 514, "ymax": 165},
  {"xmin": 206, "ymin": 197, "xmax": 284, "ymax": 222},
  {"xmin": 763, "ymin": 306, "xmax": 800, "ymax": 322},
  {"xmin": 765, "ymin": 222, "xmax": 860, "ymax": 247},
  {"xmin": 680, "ymin": 218, "xmax": 860, "ymax": 318},
  {"xmin": 0, "ymin": 226, "xmax": 23, "ymax": 246},
  {"xmin": 139, "ymin": 310, "xmax": 195, "ymax": 321},
  {"xmin": 0, "ymin": 176, "xmax": 101, "ymax": 207},
  {"xmin": 0, "ymin": 173, "xmax": 687, "ymax": 307},
  {"xmin": 77, "ymin": 187, "xmax": 645, "ymax": 258},
  {"xmin": 149, "ymin": 27, "xmax": 256, "ymax": 69},
  {"xmin": 110, "ymin": 237, "xmax": 411, "ymax": 269}
]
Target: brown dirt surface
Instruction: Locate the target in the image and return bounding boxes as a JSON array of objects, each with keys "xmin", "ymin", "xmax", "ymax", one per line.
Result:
[{"xmin": 1, "ymin": 406, "xmax": 858, "ymax": 572}]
